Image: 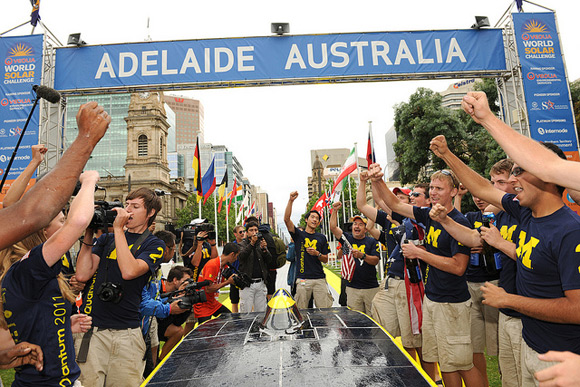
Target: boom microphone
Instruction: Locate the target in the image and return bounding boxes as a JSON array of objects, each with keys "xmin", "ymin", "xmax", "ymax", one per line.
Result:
[{"xmin": 32, "ymin": 85, "xmax": 61, "ymax": 103}]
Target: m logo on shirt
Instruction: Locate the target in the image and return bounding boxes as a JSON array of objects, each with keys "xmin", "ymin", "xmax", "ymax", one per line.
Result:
[
  {"xmin": 516, "ymin": 231, "xmax": 539, "ymax": 269},
  {"xmin": 500, "ymin": 225, "xmax": 518, "ymax": 243},
  {"xmin": 352, "ymin": 244, "xmax": 366, "ymax": 253},
  {"xmin": 304, "ymin": 238, "xmax": 318, "ymax": 250},
  {"xmin": 426, "ymin": 226, "xmax": 442, "ymax": 248}
]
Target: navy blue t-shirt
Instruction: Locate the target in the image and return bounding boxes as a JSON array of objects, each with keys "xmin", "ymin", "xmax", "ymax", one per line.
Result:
[
  {"xmin": 502, "ymin": 194, "xmax": 580, "ymax": 354},
  {"xmin": 91, "ymin": 232, "xmax": 164, "ymax": 329},
  {"xmin": 465, "ymin": 211, "xmax": 501, "ymax": 282},
  {"xmin": 184, "ymin": 241, "xmax": 212, "ymax": 282},
  {"xmin": 2, "ymin": 244, "xmax": 80, "ymax": 386},
  {"xmin": 343, "ymin": 232, "xmax": 379, "ymax": 289},
  {"xmin": 376, "ymin": 210, "xmax": 404, "ymax": 277},
  {"xmin": 375, "ymin": 209, "xmax": 403, "ymax": 259},
  {"xmin": 290, "ymin": 228, "xmax": 329, "ymax": 280},
  {"xmin": 494, "ymin": 209, "xmax": 522, "ymax": 318},
  {"xmin": 413, "ymin": 206, "xmax": 471, "ymax": 303}
]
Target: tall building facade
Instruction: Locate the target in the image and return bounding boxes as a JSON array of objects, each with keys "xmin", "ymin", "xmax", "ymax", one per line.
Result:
[
  {"xmin": 307, "ymin": 148, "xmax": 366, "ymax": 199},
  {"xmin": 163, "ymin": 94, "xmax": 204, "ymax": 145}
]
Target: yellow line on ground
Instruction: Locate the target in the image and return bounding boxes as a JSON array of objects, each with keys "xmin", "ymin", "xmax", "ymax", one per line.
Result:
[{"xmin": 323, "ymin": 266, "xmax": 342, "ymax": 294}]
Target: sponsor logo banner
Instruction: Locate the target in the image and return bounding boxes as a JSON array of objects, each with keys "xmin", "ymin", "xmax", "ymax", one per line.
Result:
[
  {"xmin": 512, "ymin": 12, "xmax": 578, "ymax": 155},
  {"xmin": 0, "ymin": 35, "xmax": 43, "ymax": 197},
  {"xmin": 54, "ymin": 29, "xmax": 506, "ymax": 91}
]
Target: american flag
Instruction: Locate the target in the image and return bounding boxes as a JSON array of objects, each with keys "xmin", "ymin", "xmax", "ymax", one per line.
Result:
[{"xmin": 340, "ymin": 235, "xmax": 355, "ymax": 281}]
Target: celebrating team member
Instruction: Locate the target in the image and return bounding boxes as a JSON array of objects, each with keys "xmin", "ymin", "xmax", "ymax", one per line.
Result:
[{"xmin": 0, "ymin": 171, "xmax": 97, "ymax": 386}]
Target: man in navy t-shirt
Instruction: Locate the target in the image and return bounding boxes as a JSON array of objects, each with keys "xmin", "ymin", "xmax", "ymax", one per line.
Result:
[
  {"xmin": 431, "ymin": 134, "xmax": 580, "ymax": 385},
  {"xmin": 76, "ymin": 188, "xmax": 164, "ymax": 387},
  {"xmin": 284, "ymin": 191, "xmax": 333, "ymax": 309},
  {"xmin": 329, "ymin": 201, "xmax": 379, "ymax": 314},
  {"xmin": 368, "ymin": 164, "xmax": 483, "ymax": 387}
]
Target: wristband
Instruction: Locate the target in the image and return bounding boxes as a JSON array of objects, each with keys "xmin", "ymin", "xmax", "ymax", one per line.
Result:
[
  {"xmin": 210, "ymin": 244, "xmax": 216, "ymax": 247},
  {"xmin": 362, "ymin": 253, "xmax": 367, "ymax": 260}
]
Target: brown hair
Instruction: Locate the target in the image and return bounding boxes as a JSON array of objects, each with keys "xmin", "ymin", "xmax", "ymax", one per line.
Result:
[
  {"xmin": 490, "ymin": 159, "xmax": 514, "ymax": 176},
  {"xmin": 127, "ymin": 188, "xmax": 162, "ymax": 226},
  {"xmin": 0, "ymin": 232, "xmax": 75, "ymax": 329},
  {"xmin": 430, "ymin": 169, "xmax": 459, "ymax": 190}
]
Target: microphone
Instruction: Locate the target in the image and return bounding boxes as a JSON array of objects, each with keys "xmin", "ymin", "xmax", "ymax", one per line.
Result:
[{"xmin": 32, "ymin": 85, "xmax": 61, "ymax": 103}]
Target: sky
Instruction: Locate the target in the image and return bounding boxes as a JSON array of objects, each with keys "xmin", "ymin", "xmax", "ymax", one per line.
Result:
[{"xmin": 2, "ymin": 0, "xmax": 579, "ymax": 236}]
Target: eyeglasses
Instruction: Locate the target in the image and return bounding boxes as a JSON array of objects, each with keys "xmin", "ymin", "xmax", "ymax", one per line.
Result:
[
  {"xmin": 410, "ymin": 192, "xmax": 424, "ymax": 197},
  {"xmin": 511, "ymin": 167, "xmax": 525, "ymax": 177},
  {"xmin": 238, "ymin": 230, "xmax": 246, "ymax": 234}
]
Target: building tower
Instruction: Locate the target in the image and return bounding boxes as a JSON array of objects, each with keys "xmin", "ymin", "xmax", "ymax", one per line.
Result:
[{"xmin": 312, "ymin": 154, "xmax": 324, "ymax": 197}]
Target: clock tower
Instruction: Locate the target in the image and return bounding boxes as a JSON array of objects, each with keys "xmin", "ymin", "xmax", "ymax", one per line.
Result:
[{"xmin": 124, "ymin": 91, "xmax": 171, "ymax": 183}]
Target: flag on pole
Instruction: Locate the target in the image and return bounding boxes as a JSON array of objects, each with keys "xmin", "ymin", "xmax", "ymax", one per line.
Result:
[
  {"xmin": 339, "ymin": 235, "xmax": 356, "ymax": 281},
  {"xmin": 331, "ymin": 147, "xmax": 357, "ymax": 194},
  {"xmin": 202, "ymin": 157, "xmax": 216, "ymax": 204},
  {"xmin": 310, "ymin": 192, "xmax": 327, "ymax": 216},
  {"xmin": 193, "ymin": 138, "xmax": 202, "ymax": 202},
  {"xmin": 236, "ymin": 192, "xmax": 249, "ymax": 224},
  {"xmin": 227, "ymin": 179, "xmax": 237, "ymax": 215},
  {"xmin": 366, "ymin": 124, "xmax": 376, "ymax": 167},
  {"xmin": 217, "ymin": 171, "xmax": 228, "ymax": 213},
  {"xmin": 248, "ymin": 201, "xmax": 256, "ymax": 218},
  {"xmin": 30, "ymin": 0, "xmax": 41, "ymax": 27}
]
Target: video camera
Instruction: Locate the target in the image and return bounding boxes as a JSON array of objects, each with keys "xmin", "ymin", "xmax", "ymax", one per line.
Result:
[
  {"xmin": 89, "ymin": 200, "xmax": 123, "ymax": 231},
  {"xmin": 168, "ymin": 219, "xmax": 216, "ymax": 244},
  {"xmin": 221, "ymin": 264, "xmax": 252, "ymax": 290},
  {"xmin": 160, "ymin": 278, "xmax": 209, "ymax": 310}
]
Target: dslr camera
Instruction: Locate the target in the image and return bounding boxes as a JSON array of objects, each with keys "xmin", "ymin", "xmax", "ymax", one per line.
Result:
[
  {"xmin": 161, "ymin": 279, "xmax": 208, "ymax": 310},
  {"xmin": 221, "ymin": 264, "xmax": 252, "ymax": 289},
  {"xmin": 90, "ymin": 201, "xmax": 123, "ymax": 230},
  {"xmin": 96, "ymin": 281, "xmax": 123, "ymax": 303}
]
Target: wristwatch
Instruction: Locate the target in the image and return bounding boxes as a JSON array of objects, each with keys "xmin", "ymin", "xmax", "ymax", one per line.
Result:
[{"xmin": 318, "ymin": 252, "xmax": 322, "ymax": 257}]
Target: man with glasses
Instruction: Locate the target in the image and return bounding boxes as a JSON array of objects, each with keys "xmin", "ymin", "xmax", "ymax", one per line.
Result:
[
  {"xmin": 430, "ymin": 134, "xmax": 580, "ymax": 385},
  {"xmin": 229, "ymin": 225, "xmax": 246, "ymax": 313},
  {"xmin": 368, "ymin": 164, "xmax": 484, "ymax": 387}
]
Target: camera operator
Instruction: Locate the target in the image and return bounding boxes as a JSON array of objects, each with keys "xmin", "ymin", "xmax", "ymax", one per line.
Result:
[
  {"xmin": 155, "ymin": 266, "xmax": 193, "ymax": 361},
  {"xmin": 75, "ymin": 187, "xmax": 164, "ymax": 387},
  {"xmin": 194, "ymin": 243, "xmax": 240, "ymax": 323},
  {"xmin": 238, "ymin": 221, "xmax": 273, "ymax": 313},
  {"xmin": 245, "ymin": 216, "xmax": 278, "ymax": 300}
]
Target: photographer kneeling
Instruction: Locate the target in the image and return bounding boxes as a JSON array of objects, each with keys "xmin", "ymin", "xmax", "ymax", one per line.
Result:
[
  {"xmin": 76, "ymin": 188, "xmax": 164, "ymax": 387},
  {"xmin": 194, "ymin": 243, "xmax": 241, "ymax": 323}
]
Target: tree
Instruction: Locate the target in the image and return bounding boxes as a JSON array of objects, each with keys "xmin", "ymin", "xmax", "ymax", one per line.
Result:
[
  {"xmin": 175, "ymin": 193, "xmax": 238, "ymax": 244},
  {"xmin": 393, "ymin": 87, "xmax": 469, "ymax": 184}
]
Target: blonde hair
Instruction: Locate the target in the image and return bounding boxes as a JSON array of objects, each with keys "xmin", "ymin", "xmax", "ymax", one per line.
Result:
[{"xmin": 0, "ymin": 231, "xmax": 75, "ymax": 329}]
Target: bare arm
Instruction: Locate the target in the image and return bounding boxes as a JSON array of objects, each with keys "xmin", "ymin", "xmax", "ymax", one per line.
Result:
[
  {"xmin": 430, "ymin": 135, "xmax": 505, "ymax": 210},
  {"xmin": 368, "ymin": 163, "xmax": 414, "ymax": 219},
  {"xmin": 463, "ymin": 91, "xmax": 580, "ymax": 190},
  {"xmin": 402, "ymin": 242, "xmax": 469, "ymax": 276},
  {"xmin": 480, "ymin": 224, "xmax": 517, "ymax": 260},
  {"xmin": 205, "ymin": 276, "xmax": 234, "ymax": 293},
  {"xmin": 453, "ymin": 184, "xmax": 467, "ymax": 213},
  {"xmin": 2, "ymin": 144, "xmax": 46, "ymax": 208},
  {"xmin": 0, "ymin": 102, "xmax": 110, "ymax": 250},
  {"xmin": 329, "ymin": 202, "xmax": 344, "ymax": 240},
  {"xmin": 365, "ymin": 217, "xmax": 381, "ymax": 240},
  {"xmin": 356, "ymin": 171, "xmax": 379, "ymax": 221},
  {"xmin": 75, "ymin": 230, "xmax": 100, "ymax": 283},
  {"xmin": 482, "ymin": 284, "xmax": 580, "ymax": 324},
  {"xmin": 284, "ymin": 191, "xmax": 298, "ymax": 234},
  {"xmin": 429, "ymin": 203, "xmax": 481, "ymax": 248},
  {"xmin": 42, "ymin": 171, "xmax": 99, "ymax": 267}
]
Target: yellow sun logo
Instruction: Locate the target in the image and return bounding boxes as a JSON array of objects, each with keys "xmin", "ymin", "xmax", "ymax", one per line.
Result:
[
  {"xmin": 8, "ymin": 43, "xmax": 33, "ymax": 57},
  {"xmin": 523, "ymin": 20, "xmax": 548, "ymax": 33}
]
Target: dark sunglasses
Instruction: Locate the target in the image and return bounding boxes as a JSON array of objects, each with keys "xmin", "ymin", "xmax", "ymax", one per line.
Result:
[
  {"xmin": 410, "ymin": 192, "xmax": 424, "ymax": 197},
  {"xmin": 238, "ymin": 230, "xmax": 246, "ymax": 234},
  {"xmin": 435, "ymin": 169, "xmax": 458, "ymax": 188},
  {"xmin": 511, "ymin": 167, "xmax": 525, "ymax": 177}
]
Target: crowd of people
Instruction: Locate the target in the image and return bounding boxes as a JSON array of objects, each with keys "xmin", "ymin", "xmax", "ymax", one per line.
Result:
[{"xmin": 0, "ymin": 91, "xmax": 579, "ymax": 387}]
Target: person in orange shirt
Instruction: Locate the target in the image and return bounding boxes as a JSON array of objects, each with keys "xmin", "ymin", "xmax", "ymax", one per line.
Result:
[{"xmin": 194, "ymin": 243, "xmax": 240, "ymax": 324}]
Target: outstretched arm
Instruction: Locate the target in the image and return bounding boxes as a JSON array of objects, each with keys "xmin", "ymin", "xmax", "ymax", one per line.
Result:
[
  {"xmin": 368, "ymin": 163, "xmax": 414, "ymax": 219},
  {"xmin": 2, "ymin": 144, "xmax": 47, "ymax": 208},
  {"xmin": 0, "ymin": 102, "xmax": 110, "ymax": 250},
  {"xmin": 429, "ymin": 203, "xmax": 481, "ymax": 248},
  {"xmin": 356, "ymin": 171, "xmax": 378, "ymax": 221},
  {"xmin": 463, "ymin": 91, "xmax": 579, "ymax": 190},
  {"xmin": 284, "ymin": 191, "xmax": 298, "ymax": 234},
  {"xmin": 430, "ymin": 135, "xmax": 505, "ymax": 210},
  {"xmin": 365, "ymin": 217, "xmax": 381, "ymax": 240},
  {"xmin": 42, "ymin": 171, "xmax": 99, "ymax": 267},
  {"xmin": 329, "ymin": 201, "xmax": 344, "ymax": 240}
]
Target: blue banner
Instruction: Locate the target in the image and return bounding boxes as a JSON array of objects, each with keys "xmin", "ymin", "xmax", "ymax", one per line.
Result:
[
  {"xmin": 0, "ymin": 34, "xmax": 43, "ymax": 195},
  {"xmin": 512, "ymin": 12, "xmax": 579, "ymax": 157},
  {"xmin": 54, "ymin": 29, "xmax": 506, "ymax": 91}
]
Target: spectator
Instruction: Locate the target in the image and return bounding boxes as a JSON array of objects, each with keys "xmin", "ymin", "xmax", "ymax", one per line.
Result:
[
  {"xmin": 229, "ymin": 225, "xmax": 246, "ymax": 313},
  {"xmin": 284, "ymin": 191, "xmax": 333, "ymax": 309}
]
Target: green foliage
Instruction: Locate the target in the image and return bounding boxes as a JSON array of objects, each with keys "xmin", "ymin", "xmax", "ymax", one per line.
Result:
[{"xmin": 175, "ymin": 193, "xmax": 238, "ymax": 243}]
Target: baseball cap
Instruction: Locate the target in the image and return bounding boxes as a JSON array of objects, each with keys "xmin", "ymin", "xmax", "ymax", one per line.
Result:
[
  {"xmin": 351, "ymin": 215, "xmax": 367, "ymax": 224},
  {"xmin": 393, "ymin": 187, "xmax": 411, "ymax": 196}
]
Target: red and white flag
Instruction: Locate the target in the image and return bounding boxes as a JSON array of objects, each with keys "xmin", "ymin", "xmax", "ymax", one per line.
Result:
[
  {"xmin": 331, "ymin": 147, "xmax": 357, "ymax": 194},
  {"xmin": 310, "ymin": 192, "xmax": 327, "ymax": 216}
]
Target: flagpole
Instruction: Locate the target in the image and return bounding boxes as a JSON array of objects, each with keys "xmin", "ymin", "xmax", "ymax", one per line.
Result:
[
  {"xmin": 341, "ymin": 189, "xmax": 346, "ymax": 224},
  {"xmin": 198, "ymin": 200, "xmax": 201, "ymax": 219},
  {"xmin": 213, "ymin": 189, "xmax": 219, "ymax": 247}
]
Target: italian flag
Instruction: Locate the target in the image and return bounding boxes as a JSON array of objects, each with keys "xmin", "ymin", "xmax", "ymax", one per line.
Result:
[{"xmin": 331, "ymin": 147, "xmax": 357, "ymax": 193}]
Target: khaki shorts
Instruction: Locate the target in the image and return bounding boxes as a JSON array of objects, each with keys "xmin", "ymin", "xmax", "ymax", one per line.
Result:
[
  {"xmin": 468, "ymin": 280, "xmax": 499, "ymax": 355},
  {"xmin": 295, "ymin": 278, "xmax": 333, "ymax": 309},
  {"xmin": 422, "ymin": 297, "xmax": 474, "ymax": 373},
  {"xmin": 346, "ymin": 286, "xmax": 379, "ymax": 315},
  {"xmin": 149, "ymin": 317, "xmax": 159, "ymax": 348},
  {"xmin": 76, "ymin": 327, "xmax": 146, "ymax": 387},
  {"xmin": 521, "ymin": 339, "xmax": 558, "ymax": 387},
  {"xmin": 498, "ymin": 312, "xmax": 522, "ymax": 387},
  {"xmin": 371, "ymin": 277, "xmax": 422, "ymax": 349}
]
